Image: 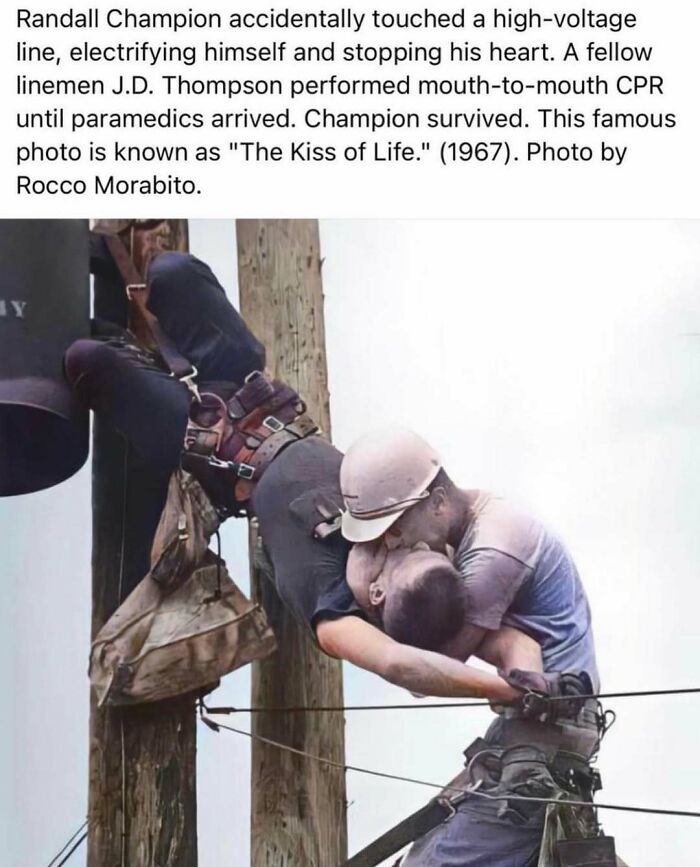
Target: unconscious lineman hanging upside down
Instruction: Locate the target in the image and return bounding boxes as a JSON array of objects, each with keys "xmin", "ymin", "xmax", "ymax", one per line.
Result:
[{"xmin": 64, "ymin": 249, "xmax": 607, "ymax": 866}]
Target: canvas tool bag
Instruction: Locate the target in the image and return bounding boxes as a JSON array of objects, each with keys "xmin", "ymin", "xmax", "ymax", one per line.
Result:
[{"xmin": 89, "ymin": 470, "xmax": 277, "ymax": 706}]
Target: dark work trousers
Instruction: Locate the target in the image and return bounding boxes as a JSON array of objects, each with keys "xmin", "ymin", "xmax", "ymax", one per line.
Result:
[
  {"xmin": 401, "ymin": 707, "xmax": 601, "ymax": 867},
  {"xmin": 64, "ymin": 252, "xmax": 265, "ymax": 473},
  {"xmin": 401, "ymin": 725, "xmax": 545, "ymax": 867},
  {"xmin": 66, "ymin": 251, "xmax": 356, "ymax": 632}
]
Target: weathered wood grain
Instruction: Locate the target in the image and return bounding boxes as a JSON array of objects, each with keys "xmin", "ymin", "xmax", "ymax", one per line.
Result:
[
  {"xmin": 88, "ymin": 219, "xmax": 197, "ymax": 867},
  {"xmin": 237, "ymin": 220, "xmax": 348, "ymax": 867}
]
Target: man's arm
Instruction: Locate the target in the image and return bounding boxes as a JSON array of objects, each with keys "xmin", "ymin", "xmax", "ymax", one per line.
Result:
[
  {"xmin": 475, "ymin": 625, "xmax": 544, "ymax": 674},
  {"xmin": 316, "ymin": 615, "xmax": 520, "ymax": 702}
]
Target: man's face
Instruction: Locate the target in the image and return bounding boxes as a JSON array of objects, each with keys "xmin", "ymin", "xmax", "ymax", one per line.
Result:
[
  {"xmin": 368, "ymin": 547, "xmax": 453, "ymax": 610},
  {"xmin": 383, "ymin": 488, "xmax": 450, "ymax": 552}
]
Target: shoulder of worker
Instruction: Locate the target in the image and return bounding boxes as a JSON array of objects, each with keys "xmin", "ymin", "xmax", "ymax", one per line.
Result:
[{"xmin": 455, "ymin": 490, "xmax": 546, "ymax": 570}]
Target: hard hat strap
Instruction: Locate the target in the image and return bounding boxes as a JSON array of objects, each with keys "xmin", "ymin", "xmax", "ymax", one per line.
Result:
[{"xmin": 347, "ymin": 490, "xmax": 430, "ymax": 521}]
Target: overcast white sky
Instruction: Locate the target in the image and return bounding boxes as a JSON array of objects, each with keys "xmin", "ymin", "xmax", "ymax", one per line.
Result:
[{"xmin": 4, "ymin": 220, "xmax": 700, "ymax": 866}]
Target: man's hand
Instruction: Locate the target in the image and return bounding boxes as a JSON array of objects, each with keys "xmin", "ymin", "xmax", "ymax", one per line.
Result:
[{"xmin": 505, "ymin": 669, "xmax": 593, "ymax": 720}]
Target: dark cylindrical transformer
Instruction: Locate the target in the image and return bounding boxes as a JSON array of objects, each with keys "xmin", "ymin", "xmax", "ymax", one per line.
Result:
[{"xmin": 0, "ymin": 219, "xmax": 90, "ymax": 496}]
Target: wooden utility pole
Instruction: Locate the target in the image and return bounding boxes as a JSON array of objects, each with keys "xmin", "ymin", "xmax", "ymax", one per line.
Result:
[
  {"xmin": 237, "ymin": 220, "xmax": 348, "ymax": 866},
  {"xmin": 88, "ymin": 220, "xmax": 198, "ymax": 867}
]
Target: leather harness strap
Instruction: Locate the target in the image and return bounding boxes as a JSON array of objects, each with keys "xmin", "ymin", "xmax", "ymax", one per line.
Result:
[
  {"xmin": 182, "ymin": 393, "xmax": 319, "ymax": 514},
  {"xmin": 232, "ymin": 415, "xmax": 318, "ymax": 502},
  {"xmin": 128, "ymin": 289, "xmax": 198, "ymax": 383},
  {"xmin": 99, "ymin": 231, "xmax": 319, "ymax": 515},
  {"xmin": 342, "ymin": 795, "xmax": 466, "ymax": 867},
  {"xmin": 101, "ymin": 232, "xmax": 143, "ymax": 288},
  {"xmin": 99, "ymin": 232, "xmax": 197, "ymax": 383}
]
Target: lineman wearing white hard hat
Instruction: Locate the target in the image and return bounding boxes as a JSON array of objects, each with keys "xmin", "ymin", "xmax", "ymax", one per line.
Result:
[
  {"xmin": 337, "ymin": 427, "xmax": 605, "ymax": 867},
  {"xmin": 340, "ymin": 427, "xmax": 442, "ymax": 543},
  {"xmin": 66, "ymin": 251, "xmax": 523, "ymax": 708}
]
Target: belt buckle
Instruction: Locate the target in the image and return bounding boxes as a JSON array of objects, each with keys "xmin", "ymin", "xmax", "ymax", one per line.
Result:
[
  {"xmin": 262, "ymin": 415, "xmax": 285, "ymax": 433},
  {"xmin": 126, "ymin": 282, "xmax": 147, "ymax": 300},
  {"xmin": 185, "ymin": 424, "xmax": 222, "ymax": 454},
  {"xmin": 237, "ymin": 462, "xmax": 255, "ymax": 480},
  {"xmin": 207, "ymin": 455, "xmax": 234, "ymax": 470}
]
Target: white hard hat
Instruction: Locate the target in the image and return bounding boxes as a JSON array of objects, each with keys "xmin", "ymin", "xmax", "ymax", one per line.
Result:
[{"xmin": 340, "ymin": 427, "xmax": 442, "ymax": 543}]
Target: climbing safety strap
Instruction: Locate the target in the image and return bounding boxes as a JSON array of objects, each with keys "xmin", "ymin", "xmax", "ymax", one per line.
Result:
[
  {"xmin": 97, "ymin": 230, "xmax": 319, "ymax": 515},
  {"xmin": 342, "ymin": 792, "xmax": 469, "ymax": 867},
  {"xmin": 98, "ymin": 231, "xmax": 200, "ymax": 395}
]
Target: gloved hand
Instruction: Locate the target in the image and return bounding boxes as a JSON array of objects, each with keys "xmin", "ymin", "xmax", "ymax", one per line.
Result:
[{"xmin": 505, "ymin": 670, "xmax": 593, "ymax": 721}]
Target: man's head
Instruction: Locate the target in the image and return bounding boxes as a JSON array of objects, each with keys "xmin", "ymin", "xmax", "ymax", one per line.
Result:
[
  {"xmin": 347, "ymin": 545, "xmax": 467, "ymax": 653},
  {"xmin": 340, "ymin": 428, "xmax": 461, "ymax": 552},
  {"xmin": 383, "ymin": 467, "xmax": 458, "ymax": 551}
]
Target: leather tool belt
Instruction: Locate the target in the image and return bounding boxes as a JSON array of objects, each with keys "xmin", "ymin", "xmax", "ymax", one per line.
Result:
[
  {"xmin": 182, "ymin": 370, "xmax": 319, "ymax": 517},
  {"xmin": 462, "ymin": 698, "xmax": 606, "ymax": 831},
  {"xmin": 499, "ymin": 698, "xmax": 603, "ymax": 761}
]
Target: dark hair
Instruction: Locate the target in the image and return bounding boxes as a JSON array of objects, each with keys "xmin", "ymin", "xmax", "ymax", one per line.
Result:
[{"xmin": 381, "ymin": 560, "xmax": 466, "ymax": 652}]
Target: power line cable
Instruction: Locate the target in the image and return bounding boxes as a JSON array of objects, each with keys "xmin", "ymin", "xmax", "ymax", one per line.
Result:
[
  {"xmin": 202, "ymin": 685, "xmax": 700, "ymax": 715},
  {"xmin": 204, "ymin": 699, "xmax": 490, "ymax": 713},
  {"xmin": 45, "ymin": 821, "xmax": 88, "ymax": 867},
  {"xmin": 200, "ymin": 716, "xmax": 700, "ymax": 820},
  {"xmin": 44, "ymin": 690, "xmax": 700, "ymax": 865}
]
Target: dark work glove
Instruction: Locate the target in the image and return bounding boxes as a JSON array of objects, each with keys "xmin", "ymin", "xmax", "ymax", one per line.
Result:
[{"xmin": 505, "ymin": 669, "xmax": 593, "ymax": 721}]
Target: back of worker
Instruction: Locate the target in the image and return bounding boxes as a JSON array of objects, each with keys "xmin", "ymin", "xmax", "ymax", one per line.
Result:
[
  {"xmin": 250, "ymin": 435, "xmax": 363, "ymax": 633},
  {"xmin": 454, "ymin": 490, "xmax": 600, "ymax": 690}
]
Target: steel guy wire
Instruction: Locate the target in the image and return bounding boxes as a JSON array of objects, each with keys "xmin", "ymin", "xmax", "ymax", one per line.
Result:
[
  {"xmin": 45, "ymin": 684, "xmax": 698, "ymax": 861},
  {"xmin": 200, "ymin": 715, "xmax": 700, "ymax": 820},
  {"xmin": 52, "ymin": 831, "xmax": 88, "ymax": 867},
  {"xmin": 202, "ymin": 685, "xmax": 700, "ymax": 715},
  {"xmin": 45, "ymin": 821, "xmax": 88, "ymax": 867}
]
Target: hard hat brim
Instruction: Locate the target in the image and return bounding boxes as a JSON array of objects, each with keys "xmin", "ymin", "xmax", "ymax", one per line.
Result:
[{"xmin": 341, "ymin": 508, "xmax": 405, "ymax": 543}]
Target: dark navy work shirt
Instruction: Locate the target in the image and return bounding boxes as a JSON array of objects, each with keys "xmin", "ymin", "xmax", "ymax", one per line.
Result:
[{"xmin": 251, "ymin": 435, "xmax": 365, "ymax": 635}]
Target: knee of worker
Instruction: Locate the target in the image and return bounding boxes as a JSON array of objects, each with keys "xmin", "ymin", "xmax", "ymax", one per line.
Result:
[
  {"xmin": 147, "ymin": 251, "xmax": 222, "ymax": 321},
  {"xmin": 148, "ymin": 250, "xmax": 267, "ymax": 376},
  {"xmin": 147, "ymin": 251, "xmax": 194, "ymax": 287},
  {"xmin": 147, "ymin": 251, "xmax": 214, "ymax": 312},
  {"xmin": 64, "ymin": 338, "xmax": 115, "ymax": 392}
]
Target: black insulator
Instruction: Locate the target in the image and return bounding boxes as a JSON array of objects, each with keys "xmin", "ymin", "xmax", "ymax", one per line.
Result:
[{"xmin": 0, "ymin": 219, "xmax": 90, "ymax": 495}]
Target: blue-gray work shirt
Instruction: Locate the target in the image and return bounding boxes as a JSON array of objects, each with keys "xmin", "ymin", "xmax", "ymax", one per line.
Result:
[{"xmin": 455, "ymin": 492, "xmax": 600, "ymax": 690}]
